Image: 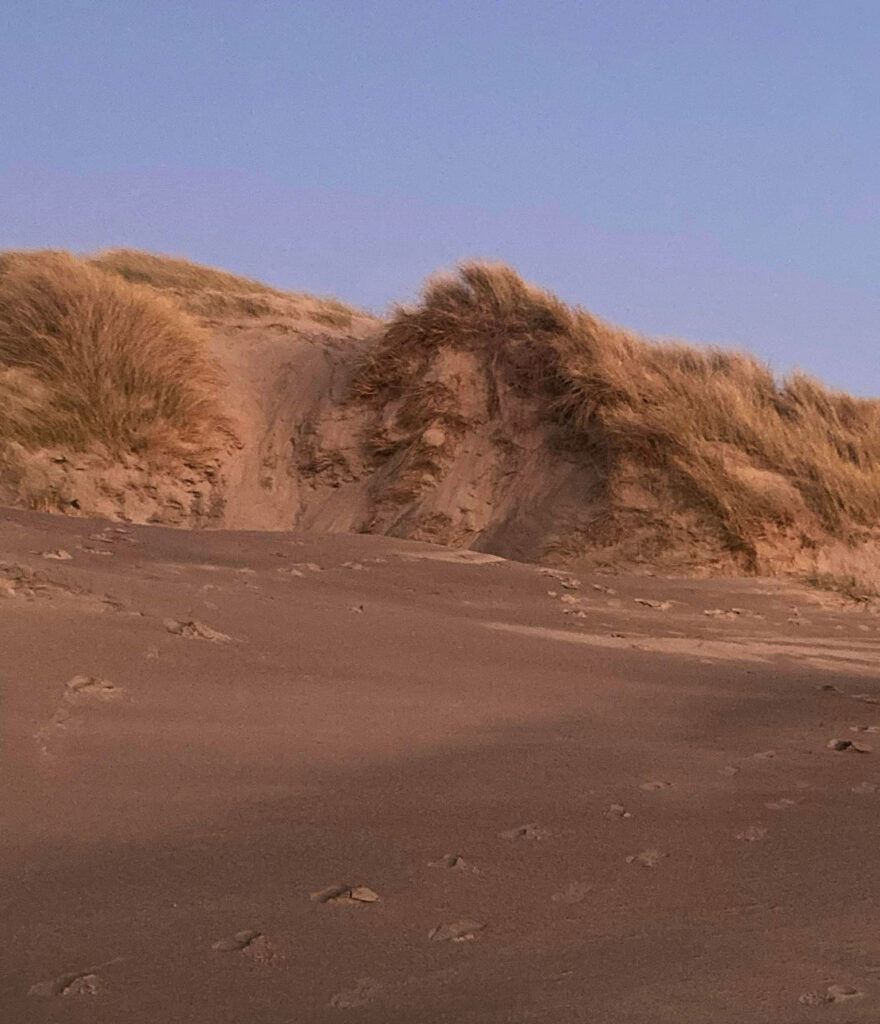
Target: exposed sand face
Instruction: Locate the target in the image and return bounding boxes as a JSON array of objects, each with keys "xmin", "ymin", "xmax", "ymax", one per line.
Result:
[{"xmin": 2, "ymin": 507, "xmax": 880, "ymax": 1022}]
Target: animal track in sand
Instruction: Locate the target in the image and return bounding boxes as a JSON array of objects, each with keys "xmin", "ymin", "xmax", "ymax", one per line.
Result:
[
  {"xmin": 310, "ymin": 884, "xmax": 380, "ymax": 905},
  {"xmin": 799, "ymin": 984, "xmax": 864, "ymax": 1006},
  {"xmin": 163, "ymin": 618, "xmax": 232, "ymax": 643},
  {"xmin": 551, "ymin": 882, "xmax": 591, "ymax": 904},
  {"xmin": 212, "ymin": 930, "xmax": 282, "ymax": 964},
  {"xmin": 499, "ymin": 823, "xmax": 551, "ymax": 840},
  {"xmin": 329, "ymin": 977, "xmax": 381, "ymax": 1008},
  {"xmin": 626, "ymin": 849, "xmax": 666, "ymax": 868},
  {"xmin": 429, "ymin": 919, "xmax": 486, "ymax": 942}
]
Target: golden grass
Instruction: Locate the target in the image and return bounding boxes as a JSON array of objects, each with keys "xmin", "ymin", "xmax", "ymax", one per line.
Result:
[
  {"xmin": 0, "ymin": 250, "xmax": 230, "ymax": 457},
  {"xmin": 356, "ymin": 262, "xmax": 880, "ymax": 564},
  {"xmin": 90, "ymin": 248, "xmax": 363, "ymax": 327},
  {"xmin": 88, "ymin": 248, "xmax": 286, "ymax": 296}
]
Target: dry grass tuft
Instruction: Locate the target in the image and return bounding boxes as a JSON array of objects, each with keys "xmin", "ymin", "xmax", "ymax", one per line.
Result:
[
  {"xmin": 88, "ymin": 248, "xmax": 286, "ymax": 297},
  {"xmin": 0, "ymin": 250, "xmax": 230, "ymax": 457},
  {"xmin": 90, "ymin": 248, "xmax": 363, "ymax": 327},
  {"xmin": 356, "ymin": 262, "xmax": 880, "ymax": 564}
]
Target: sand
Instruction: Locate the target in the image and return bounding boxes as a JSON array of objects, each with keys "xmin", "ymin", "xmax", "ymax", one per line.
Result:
[{"xmin": 2, "ymin": 506, "xmax": 880, "ymax": 1022}]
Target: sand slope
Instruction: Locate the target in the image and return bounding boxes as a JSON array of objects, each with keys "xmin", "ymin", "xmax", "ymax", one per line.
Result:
[{"xmin": 3, "ymin": 507, "xmax": 880, "ymax": 1022}]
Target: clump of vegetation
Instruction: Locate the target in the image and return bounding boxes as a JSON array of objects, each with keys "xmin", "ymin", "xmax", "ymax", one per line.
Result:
[
  {"xmin": 356, "ymin": 261, "xmax": 880, "ymax": 563},
  {"xmin": 88, "ymin": 248, "xmax": 287, "ymax": 296},
  {"xmin": 90, "ymin": 248, "xmax": 363, "ymax": 326},
  {"xmin": 0, "ymin": 250, "xmax": 230, "ymax": 456}
]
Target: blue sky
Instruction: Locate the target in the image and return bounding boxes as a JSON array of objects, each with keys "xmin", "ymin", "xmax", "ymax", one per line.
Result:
[{"xmin": 2, "ymin": 0, "xmax": 878, "ymax": 394}]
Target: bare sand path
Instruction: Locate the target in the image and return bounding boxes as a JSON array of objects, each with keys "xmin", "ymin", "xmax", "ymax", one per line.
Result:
[{"xmin": 2, "ymin": 508, "xmax": 880, "ymax": 1022}]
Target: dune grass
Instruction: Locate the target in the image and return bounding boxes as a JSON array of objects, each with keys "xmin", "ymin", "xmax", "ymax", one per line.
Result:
[
  {"xmin": 0, "ymin": 250, "xmax": 230, "ymax": 457},
  {"xmin": 356, "ymin": 262, "xmax": 880, "ymax": 562},
  {"xmin": 88, "ymin": 248, "xmax": 287, "ymax": 297},
  {"xmin": 90, "ymin": 248, "xmax": 364, "ymax": 326}
]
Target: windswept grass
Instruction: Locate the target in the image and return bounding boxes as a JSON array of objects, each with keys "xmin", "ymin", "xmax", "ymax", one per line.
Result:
[
  {"xmin": 356, "ymin": 262, "xmax": 880, "ymax": 562},
  {"xmin": 0, "ymin": 250, "xmax": 230, "ymax": 456},
  {"xmin": 88, "ymin": 248, "xmax": 286, "ymax": 296},
  {"xmin": 90, "ymin": 248, "xmax": 365, "ymax": 327}
]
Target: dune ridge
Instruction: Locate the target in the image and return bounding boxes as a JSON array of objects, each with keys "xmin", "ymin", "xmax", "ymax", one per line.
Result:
[{"xmin": 1, "ymin": 248, "xmax": 878, "ymax": 593}]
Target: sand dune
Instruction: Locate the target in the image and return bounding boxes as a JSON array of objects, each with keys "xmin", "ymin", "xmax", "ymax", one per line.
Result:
[
  {"xmin": 3, "ymin": 251, "xmax": 880, "ymax": 1019},
  {"xmin": 3, "ymin": 251, "xmax": 879, "ymax": 597}
]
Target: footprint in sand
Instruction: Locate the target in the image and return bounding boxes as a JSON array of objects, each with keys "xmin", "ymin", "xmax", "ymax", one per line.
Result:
[
  {"xmin": 35, "ymin": 675, "xmax": 125, "ymax": 754},
  {"xmin": 429, "ymin": 919, "xmax": 486, "ymax": 942},
  {"xmin": 639, "ymin": 780, "xmax": 672, "ymax": 792},
  {"xmin": 852, "ymin": 693, "xmax": 880, "ymax": 706},
  {"xmin": 604, "ymin": 803, "xmax": 632, "ymax": 819},
  {"xmin": 827, "ymin": 738, "xmax": 872, "ymax": 753},
  {"xmin": 330, "ymin": 977, "xmax": 381, "ymax": 1008},
  {"xmin": 764, "ymin": 797, "xmax": 800, "ymax": 811},
  {"xmin": 310, "ymin": 884, "xmax": 380, "ymax": 905},
  {"xmin": 499, "ymin": 823, "xmax": 550, "ymax": 840},
  {"xmin": 212, "ymin": 930, "xmax": 282, "ymax": 964},
  {"xmin": 163, "ymin": 618, "xmax": 232, "ymax": 643},
  {"xmin": 852, "ymin": 782, "xmax": 878, "ymax": 794},
  {"xmin": 626, "ymin": 849, "xmax": 666, "ymax": 867},
  {"xmin": 539, "ymin": 569, "xmax": 580, "ymax": 590},
  {"xmin": 29, "ymin": 972, "xmax": 100, "ymax": 997},
  {"xmin": 29, "ymin": 958, "xmax": 123, "ymax": 998},
  {"xmin": 551, "ymin": 882, "xmax": 591, "ymax": 904},
  {"xmin": 735, "ymin": 825, "xmax": 768, "ymax": 842},
  {"xmin": 428, "ymin": 854, "xmax": 479, "ymax": 872},
  {"xmin": 799, "ymin": 984, "xmax": 864, "ymax": 1006}
]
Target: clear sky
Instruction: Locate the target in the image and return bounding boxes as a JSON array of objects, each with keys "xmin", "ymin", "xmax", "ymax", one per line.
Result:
[{"xmin": 2, "ymin": 0, "xmax": 878, "ymax": 394}]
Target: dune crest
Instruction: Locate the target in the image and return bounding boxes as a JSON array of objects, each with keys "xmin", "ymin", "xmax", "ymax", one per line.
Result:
[{"xmin": 2, "ymin": 250, "xmax": 879, "ymax": 593}]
